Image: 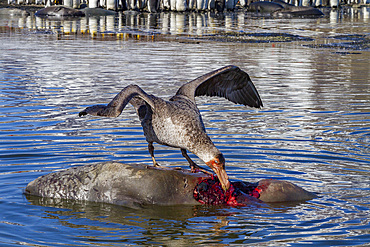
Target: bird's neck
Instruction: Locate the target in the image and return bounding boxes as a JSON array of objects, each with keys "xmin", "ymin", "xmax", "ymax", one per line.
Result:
[{"xmin": 194, "ymin": 145, "xmax": 221, "ymax": 164}]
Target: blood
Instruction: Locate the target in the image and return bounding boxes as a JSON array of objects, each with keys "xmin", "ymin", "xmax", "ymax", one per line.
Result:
[{"xmin": 193, "ymin": 176, "xmax": 261, "ymax": 206}]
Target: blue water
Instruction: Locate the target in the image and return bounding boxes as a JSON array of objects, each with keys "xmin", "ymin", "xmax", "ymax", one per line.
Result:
[{"xmin": 0, "ymin": 8, "xmax": 370, "ymax": 246}]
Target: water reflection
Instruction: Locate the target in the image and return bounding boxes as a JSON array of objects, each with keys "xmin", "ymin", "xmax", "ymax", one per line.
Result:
[
  {"xmin": 24, "ymin": 190, "xmax": 370, "ymax": 245},
  {"xmin": 27, "ymin": 194, "xmax": 327, "ymax": 246},
  {"xmin": 25, "ymin": 194, "xmax": 248, "ymax": 245},
  {"xmin": 2, "ymin": 7, "xmax": 370, "ymax": 39}
]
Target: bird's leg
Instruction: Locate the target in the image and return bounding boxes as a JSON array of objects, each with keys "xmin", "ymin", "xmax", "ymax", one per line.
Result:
[
  {"xmin": 148, "ymin": 143, "xmax": 160, "ymax": 167},
  {"xmin": 181, "ymin": 149, "xmax": 212, "ymax": 175}
]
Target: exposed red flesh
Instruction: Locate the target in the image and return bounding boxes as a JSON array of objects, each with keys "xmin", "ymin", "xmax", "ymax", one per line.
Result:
[{"xmin": 193, "ymin": 176, "xmax": 261, "ymax": 206}]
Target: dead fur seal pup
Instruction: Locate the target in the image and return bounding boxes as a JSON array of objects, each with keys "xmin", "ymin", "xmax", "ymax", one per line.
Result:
[
  {"xmin": 25, "ymin": 162, "xmax": 316, "ymax": 208},
  {"xmin": 35, "ymin": 6, "xmax": 85, "ymax": 18}
]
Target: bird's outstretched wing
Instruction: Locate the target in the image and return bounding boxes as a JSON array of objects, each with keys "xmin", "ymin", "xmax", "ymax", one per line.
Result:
[
  {"xmin": 79, "ymin": 84, "xmax": 155, "ymax": 118},
  {"xmin": 175, "ymin": 65, "xmax": 263, "ymax": 108}
]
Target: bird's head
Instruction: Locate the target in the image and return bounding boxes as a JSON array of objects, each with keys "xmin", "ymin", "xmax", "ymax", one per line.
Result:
[{"xmin": 206, "ymin": 153, "xmax": 230, "ymax": 192}]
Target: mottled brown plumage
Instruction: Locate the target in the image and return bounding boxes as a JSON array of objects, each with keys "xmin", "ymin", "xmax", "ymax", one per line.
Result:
[{"xmin": 79, "ymin": 65, "xmax": 263, "ymax": 191}]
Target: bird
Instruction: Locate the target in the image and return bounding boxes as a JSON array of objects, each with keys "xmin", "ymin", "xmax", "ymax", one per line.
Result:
[{"xmin": 79, "ymin": 65, "xmax": 263, "ymax": 191}]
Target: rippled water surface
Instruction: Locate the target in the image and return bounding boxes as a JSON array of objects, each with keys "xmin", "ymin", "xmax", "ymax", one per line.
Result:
[{"xmin": 1, "ymin": 8, "xmax": 369, "ymax": 246}]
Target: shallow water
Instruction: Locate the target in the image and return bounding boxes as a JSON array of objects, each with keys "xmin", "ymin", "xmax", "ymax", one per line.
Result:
[{"xmin": 0, "ymin": 7, "xmax": 369, "ymax": 246}]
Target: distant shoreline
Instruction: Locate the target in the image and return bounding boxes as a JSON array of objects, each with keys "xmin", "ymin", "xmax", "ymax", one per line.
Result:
[
  {"xmin": 1, "ymin": 0, "xmax": 369, "ymax": 13},
  {"xmin": 0, "ymin": 0, "xmax": 44, "ymax": 11}
]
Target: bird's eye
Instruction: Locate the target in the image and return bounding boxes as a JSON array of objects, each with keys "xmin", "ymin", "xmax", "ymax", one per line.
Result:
[{"xmin": 214, "ymin": 160, "xmax": 219, "ymax": 164}]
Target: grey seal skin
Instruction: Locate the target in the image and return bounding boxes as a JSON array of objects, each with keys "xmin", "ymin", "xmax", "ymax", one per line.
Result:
[
  {"xmin": 272, "ymin": 6, "xmax": 324, "ymax": 17},
  {"xmin": 79, "ymin": 65, "xmax": 263, "ymax": 192},
  {"xmin": 25, "ymin": 162, "xmax": 210, "ymax": 208},
  {"xmin": 256, "ymin": 179, "xmax": 316, "ymax": 202},
  {"xmin": 24, "ymin": 162, "xmax": 316, "ymax": 208},
  {"xmin": 35, "ymin": 6, "xmax": 85, "ymax": 17},
  {"xmin": 248, "ymin": 1, "xmax": 284, "ymax": 13}
]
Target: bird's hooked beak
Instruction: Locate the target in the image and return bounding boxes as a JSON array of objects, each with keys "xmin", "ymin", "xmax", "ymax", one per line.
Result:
[{"xmin": 206, "ymin": 154, "xmax": 230, "ymax": 192}]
